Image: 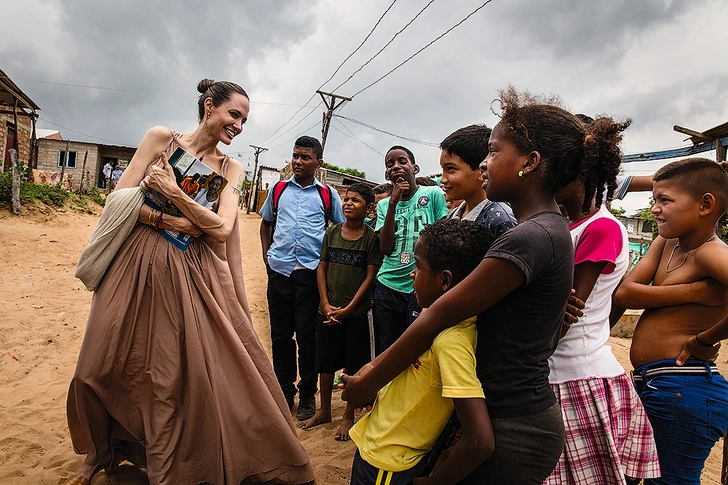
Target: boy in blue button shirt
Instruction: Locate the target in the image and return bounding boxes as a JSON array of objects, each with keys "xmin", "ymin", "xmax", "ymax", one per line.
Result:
[{"xmin": 259, "ymin": 136, "xmax": 345, "ymax": 421}]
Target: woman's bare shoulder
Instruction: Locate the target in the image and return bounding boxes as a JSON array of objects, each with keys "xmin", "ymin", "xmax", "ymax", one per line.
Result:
[{"xmin": 140, "ymin": 126, "xmax": 175, "ymax": 148}]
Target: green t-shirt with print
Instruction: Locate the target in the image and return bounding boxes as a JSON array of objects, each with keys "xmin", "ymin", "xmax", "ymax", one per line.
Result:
[{"xmin": 375, "ymin": 185, "xmax": 448, "ymax": 293}]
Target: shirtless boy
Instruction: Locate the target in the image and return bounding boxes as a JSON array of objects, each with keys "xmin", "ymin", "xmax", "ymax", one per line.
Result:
[{"xmin": 615, "ymin": 157, "xmax": 728, "ymax": 485}]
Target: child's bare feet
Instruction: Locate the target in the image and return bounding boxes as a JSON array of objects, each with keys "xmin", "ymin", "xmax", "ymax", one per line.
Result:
[
  {"xmin": 299, "ymin": 409, "xmax": 331, "ymax": 429},
  {"xmin": 334, "ymin": 413, "xmax": 354, "ymax": 441}
]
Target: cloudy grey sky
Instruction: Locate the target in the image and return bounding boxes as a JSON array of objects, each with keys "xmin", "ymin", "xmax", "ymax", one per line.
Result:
[{"xmin": 3, "ymin": 0, "xmax": 727, "ymax": 214}]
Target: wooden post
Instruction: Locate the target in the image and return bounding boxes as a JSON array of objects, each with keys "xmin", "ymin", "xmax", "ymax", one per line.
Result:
[
  {"xmin": 247, "ymin": 145, "xmax": 267, "ymax": 214},
  {"xmin": 10, "ymin": 149, "xmax": 20, "ymax": 214},
  {"xmin": 78, "ymin": 150, "xmax": 88, "ymax": 193},
  {"xmin": 717, "ymin": 138, "xmax": 726, "ymax": 164},
  {"xmin": 30, "ymin": 112, "xmax": 38, "ymax": 168},
  {"xmin": 316, "ymin": 90, "xmax": 352, "ymax": 154},
  {"xmin": 61, "ymin": 140, "xmax": 69, "ymax": 183}
]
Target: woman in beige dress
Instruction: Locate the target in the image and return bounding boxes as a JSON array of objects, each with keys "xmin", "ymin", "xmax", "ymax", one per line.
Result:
[{"xmin": 63, "ymin": 79, "xmax": 314, "ymax": 485}]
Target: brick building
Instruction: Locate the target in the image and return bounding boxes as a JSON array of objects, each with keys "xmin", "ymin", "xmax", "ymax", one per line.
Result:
[
  {"xmin": 1, "ymin": 69, "xmax": 40, "ymax": 171},
  {"xmin": 36, "ymin": 135, "xmax": 136, "ymax": 191}
]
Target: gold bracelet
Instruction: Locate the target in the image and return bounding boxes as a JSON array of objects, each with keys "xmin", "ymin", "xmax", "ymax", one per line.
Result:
[{"xmin": 148, "ymin": 209, "xmax": 158, "ymax": 227}]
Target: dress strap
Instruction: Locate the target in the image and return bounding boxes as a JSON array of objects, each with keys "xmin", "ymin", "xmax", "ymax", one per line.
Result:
[{"xmin": 159, "ymin": 129, "xmax": 180, "ymax": 155}]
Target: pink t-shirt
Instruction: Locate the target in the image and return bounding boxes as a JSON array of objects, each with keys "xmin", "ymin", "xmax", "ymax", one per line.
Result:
[{"xmin": 570, "ymin": 216, "xmax": 624, "ymax": 274}]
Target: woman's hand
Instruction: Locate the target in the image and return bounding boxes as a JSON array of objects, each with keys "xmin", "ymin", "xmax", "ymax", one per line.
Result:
[
  {"xmin": 144, "ymin": 153, "xmax": 180, "ymax": 199},
  {"xmin": 164, "ymin": 215, "xmax": 204, "ymax": 237}
]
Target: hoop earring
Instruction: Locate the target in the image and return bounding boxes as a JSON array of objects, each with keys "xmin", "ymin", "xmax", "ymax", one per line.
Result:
[{"xmin": 518, "ymin": 170, "xmax": 524, "ymax": 178}]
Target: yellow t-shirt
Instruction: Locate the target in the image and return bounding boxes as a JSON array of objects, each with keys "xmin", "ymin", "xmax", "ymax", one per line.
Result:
[{"xmin": 350, "ymin": 317, "xmax": 483, "ymax": 472}]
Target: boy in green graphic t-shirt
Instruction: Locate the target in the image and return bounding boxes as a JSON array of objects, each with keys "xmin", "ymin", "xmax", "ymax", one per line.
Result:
[{"xmin": 375, "ymin": 146, "xmax": 448, "ymax": 353}]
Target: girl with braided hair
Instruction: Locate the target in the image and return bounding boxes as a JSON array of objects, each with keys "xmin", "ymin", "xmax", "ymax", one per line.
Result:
[{"xmin": 546, "ymin": 115, "xmax": 661, "ymax": 485}]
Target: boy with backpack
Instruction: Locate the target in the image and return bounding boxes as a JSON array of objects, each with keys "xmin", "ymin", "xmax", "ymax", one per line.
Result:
[{"xmin": 259, "ymin": 136, "xmax": 345, "ymax": 421}]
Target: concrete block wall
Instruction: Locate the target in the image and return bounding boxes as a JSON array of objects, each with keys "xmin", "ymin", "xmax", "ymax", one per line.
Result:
[{"xmin": 36, "ymin": 139, "xmax": 100, "ymax": 190}]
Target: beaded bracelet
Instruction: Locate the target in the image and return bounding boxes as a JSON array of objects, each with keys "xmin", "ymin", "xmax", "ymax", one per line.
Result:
[{"xmin": 154, "ymin": 210, "xmax": 163, "ymax": 229}]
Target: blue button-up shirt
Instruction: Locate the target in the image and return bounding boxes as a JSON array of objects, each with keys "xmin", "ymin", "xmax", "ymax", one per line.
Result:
[{"xmin": 260, "ymin": 177, "xmax": 345, "ymax": 276}]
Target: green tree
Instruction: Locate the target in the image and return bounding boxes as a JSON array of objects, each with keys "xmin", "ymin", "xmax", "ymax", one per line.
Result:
[
  {"xmin": 322, "ymin": 162, "xmax": 366, "ymax": 179},
  {"xmin": 609, "ymin": 205, "xmax": 625, "ymax": 217},
  {"xmin": 631, "ymin": 202, "xmax": 658, "ymax": 240}
]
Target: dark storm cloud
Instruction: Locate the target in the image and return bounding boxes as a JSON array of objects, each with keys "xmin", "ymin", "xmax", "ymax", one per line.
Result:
[
  {"xmin": 495, "ymin": 0, "xmax": 692, "ymax": 61},
  {"xmin": 2, "ymin": 0, "xmax": 725, "ymax": 190},
  {"xmin": 6, "ymin": 0, "xmax": 315, "ymax": 146}
]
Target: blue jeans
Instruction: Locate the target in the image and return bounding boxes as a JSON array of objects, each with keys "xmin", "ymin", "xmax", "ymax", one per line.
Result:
[{"xmin": 633, "ymin": 359, "xmax": 728, "ymax": 485}]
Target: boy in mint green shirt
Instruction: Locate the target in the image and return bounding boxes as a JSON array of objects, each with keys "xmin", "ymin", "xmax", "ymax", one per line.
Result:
[{"xmin": 375, "ymin": 145, "xmax": 448, "ymax": 352}]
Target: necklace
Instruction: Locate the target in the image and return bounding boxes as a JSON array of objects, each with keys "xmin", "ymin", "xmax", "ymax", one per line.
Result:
[{"xmin": 665, "ymin": 234, "xmax": 717, "ymax": 273}]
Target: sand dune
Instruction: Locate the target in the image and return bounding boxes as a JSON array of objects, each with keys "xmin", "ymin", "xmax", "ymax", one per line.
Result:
[{"xmin": 0, "ymin": 204, "xmax": 724, "ymax": 484}]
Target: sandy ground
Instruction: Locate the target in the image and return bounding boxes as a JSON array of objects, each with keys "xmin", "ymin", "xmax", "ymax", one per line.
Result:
[{"xmin": 0, "ymin": 203, "xmax": 725, "ymax": 484}]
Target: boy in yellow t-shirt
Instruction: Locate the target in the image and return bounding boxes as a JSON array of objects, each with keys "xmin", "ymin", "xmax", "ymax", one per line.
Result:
[{"xmin": 349, "ymin": 219, "xmax": 495, "ymax": 485}]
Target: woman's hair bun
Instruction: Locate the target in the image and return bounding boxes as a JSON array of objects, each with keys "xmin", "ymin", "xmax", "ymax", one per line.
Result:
[{"xmin": 197, "ymin": 79, "xmax": 215, "ymax": 94}]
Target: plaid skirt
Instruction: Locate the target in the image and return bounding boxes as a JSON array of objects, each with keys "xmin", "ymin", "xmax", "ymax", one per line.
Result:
[{"xmin": 544, "ymin": 373, "xmax": 660, "ymax": 485}]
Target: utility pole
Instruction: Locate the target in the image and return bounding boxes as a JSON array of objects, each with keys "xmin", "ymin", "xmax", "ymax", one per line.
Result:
[
  {"xmin": 238, "ymin": 152, "xmax": 247, "ymax": 209},
  {"xmin": 317, "ymin": 90, "xmax": 351, "ymax": 154},
  {"xmin": 247, "ymin": 145, "xmax": 268, "ymax": 214}
]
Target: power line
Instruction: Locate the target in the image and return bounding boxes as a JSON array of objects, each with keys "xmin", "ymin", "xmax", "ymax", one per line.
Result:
[
  {"xmin": 336, "ymin": 114, "xmax": 439, "ymax": 147},
  {"xmin": 269, "ymin": 121, "xmax": 322, "ymax": 151},
  {"xmin": 257, "ymin": 100, "xmax": 322, "ymax": 145},
  {"xmin": 259, "ymin": 101, "xmax": 323, "ymax": 147},
  {"xmin": 331, "ymin": 0, "xmax": 436, "ymax": 93},
  {"xmin": 321, "ymin": 0, "xmax": 398, "ymax": 91},
  {"xmin": 352, "ymin": 0, "xmax": 495, "ymax": 98},
  {"xmin": 38, "ymin": 117, "xmax": 131, "ymax": 146},
  {"xmin": 257, "ymin": 1, "xmax": 396, "ymax": 145},
  {"xmin": 332, "ymin": 118, "xmax": 384, "ymax": 156}
]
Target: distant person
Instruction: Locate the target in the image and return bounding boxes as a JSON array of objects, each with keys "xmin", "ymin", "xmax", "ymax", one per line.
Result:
[
  {"xmin": 375, "ymin": 146, "xmax": 448, "ymax": 353},
  {"xmin": 349, "ymin": 219, "xmax": 495, "ymax": 485},
  {"xmin": 300, "ymin": 183, "xmax": 382, "ymax": 441},
  {"xmin": 365, "ymin": 183, "xmax": 392, "ymax": 228},
  {"xmin": 110, "ymin": 166, "xmax": 123, "ymax": 190},
  {"xmin": 415, "ymin": 176, "xmax": 439, "ymax": 186},
  {"xmin": 102, "ymin": 160, "xmax": 114, "ymax": 189},
  {"xmin": 64, "ymin": 78, "xmax": 314, "ymax": 485},
  {"xmin": 259, "ymin": 135, "xmax": 345, "ymax": 422},
  {"xmin": 445, "ymin": 197, "xmax": 462, "ymax": 211},
  {"xmin": 615, "ymin": 158, "xmax": 728, "ymax": 485}
]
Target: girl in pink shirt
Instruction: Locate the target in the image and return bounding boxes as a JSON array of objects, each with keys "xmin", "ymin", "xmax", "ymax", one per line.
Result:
[{"xmin": 546, "ymin": 117, "xmax": 660, "ymax": 485}]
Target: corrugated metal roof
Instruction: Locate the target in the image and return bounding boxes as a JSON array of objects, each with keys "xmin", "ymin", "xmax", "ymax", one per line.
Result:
[{"xmin": 0, "ymin": 69, "xmax": 41, "ymax": 111}]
